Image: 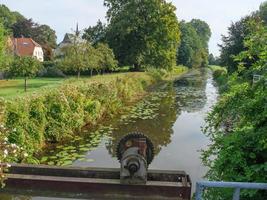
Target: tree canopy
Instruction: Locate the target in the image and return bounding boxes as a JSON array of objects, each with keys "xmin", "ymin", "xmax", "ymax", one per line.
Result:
[
  {"xmin": 96, "ymin": 43, "xmax": 118, "ymax": 72},
  {"xmin": 59, "ymin": 33, "xmax": 117, "ymax": 78},
  {"xmin": 104, "ymin": 0, "xmax": 180, "ymax": 70},
  {"xmin": 83, "ymin": 20, "xmax": 107, "ymax": 45},
  {"xmin": 0, "ymin": 4, "xmax": 25, "ymax": 30},
  {"xmin": 177, "ymin": 20, "xmax": 211, "ymax": 68},
  {"xmin": 9, "ymin": 56, "xmax": 42, "ymax": 91},
  {"xmin": 60, "ymin": 39, "xmax": 96, "ymax": 78},
  {"xmin": 0, "ymin": 22, "xmax": 12, "ymax": 73},
  {"xmin": 218, "ymin": 1, "xmax": 267, "ymax": 73}
]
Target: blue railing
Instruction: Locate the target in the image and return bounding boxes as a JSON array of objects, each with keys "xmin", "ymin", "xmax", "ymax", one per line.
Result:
[{"xmin": 195, "ymin": 181, "xmax": 267, "ymax": 200}]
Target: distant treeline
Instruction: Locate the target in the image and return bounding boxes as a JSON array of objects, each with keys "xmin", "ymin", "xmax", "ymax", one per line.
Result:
[{"xmin": 0, "ymin": 0, "xmax": 211, "ymax": 71}]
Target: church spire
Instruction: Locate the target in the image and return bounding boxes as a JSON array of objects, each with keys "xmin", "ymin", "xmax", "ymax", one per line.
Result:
[{"xmin": 75, "ymin": 23, "xmax": 79, "ymax": 36}]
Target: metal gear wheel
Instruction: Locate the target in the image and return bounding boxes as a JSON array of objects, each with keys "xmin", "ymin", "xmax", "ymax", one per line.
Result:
[{"xmin": 116, "ymin": 132, "xmax": 154, "ymax": 165}]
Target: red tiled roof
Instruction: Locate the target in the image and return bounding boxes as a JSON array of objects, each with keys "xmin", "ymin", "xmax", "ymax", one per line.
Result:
[{"xmin": 13, "ymin": 38, "xmax": 42, "ymax": 56}]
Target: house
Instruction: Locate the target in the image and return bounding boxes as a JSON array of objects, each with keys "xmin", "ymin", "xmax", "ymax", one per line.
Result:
[{"xmin": 13, "ymin": 38, "xmax": 44, "ymax": 62}]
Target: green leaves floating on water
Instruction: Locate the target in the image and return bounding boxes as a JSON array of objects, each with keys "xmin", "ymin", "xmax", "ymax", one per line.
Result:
[
  {"xmin": 39, "ymin": 130, "xmax": 104, "ymax": 166},
  {"xmin": 119, "ymin": 91, "xmax": 167, "ymax": 122}
]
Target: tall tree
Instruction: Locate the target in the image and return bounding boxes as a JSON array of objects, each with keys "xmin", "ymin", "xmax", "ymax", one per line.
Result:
[
  {"xmin": 190, "ymin": 19, "xmax": 211, "ymax": 48},
  {"xmin": 177, "ymin": 21, "xmax": 202, "ymax": 68},
  {"xmin": 12, "ymin": 18, "xmax": 37, "ymax": 38},
  {"xmin": 104, "ymin": 0, "xmax": 180, "ymax": 70},
  {"xmin": 219, "ymin": 15, "xmax": 259, "ymax": 73},
  {"xmin": 83, "ymin": 20, "xmax": 107, "ymax": 45},
  {"xmin": 0, "ymin": 4, "xmax": 25, "ymax": 30},
  {"xmin": 259, "ymin": 1, "xmax": 267, "ymax": 24},
  {"xmin": 190, "ymin": 19, "xmax": 211, "ymax": 67}
]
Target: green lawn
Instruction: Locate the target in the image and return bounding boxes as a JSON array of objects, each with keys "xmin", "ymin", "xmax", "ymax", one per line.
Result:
[
  {"xmin": 0, "ymin": 69, "xmax": 187, "ymax": 99},
  {"xmin": 0, "ymin": 73, "xmax": 146, "ymax": 99},
  {"xmin": 0, "ymin": 78, "xmax": 65, "ymax": 99}
]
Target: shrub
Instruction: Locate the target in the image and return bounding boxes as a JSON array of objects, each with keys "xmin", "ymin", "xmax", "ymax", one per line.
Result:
[{"xmin": 1, "ymin": 73, "xmax": 154, "ymax": 154}]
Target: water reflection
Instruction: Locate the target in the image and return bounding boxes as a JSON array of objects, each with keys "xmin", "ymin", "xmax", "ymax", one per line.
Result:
[
  {"xmin": 174, "ymin": 69, "xmax": 207, "ymax": 113},
  {"xmin": 105, "ymin": 88, "xmax": 180, "ymax": 156}
]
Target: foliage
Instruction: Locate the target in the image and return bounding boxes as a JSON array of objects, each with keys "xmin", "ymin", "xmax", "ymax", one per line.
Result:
[
  {"xmin": 218, "ymin": 1, "xmax": 267, "ymax": 74},
  {"xmin": 82, "ymin": 20, "xmax": 107, "ymax": 45},
  {"xmin": 219, "ymin": 16, "xmax": 254, "ymax": 73},
  {"xmin": 208, "ymin": 54, "xmax": 220, "ymax": 66},
  {"xmin": 1, "ymin": 73, "xmax": 154, "ymax": 157},
  {"xmin": 0, "ymin": 4, "xmax": 25, "ymax": 30},
  {"xmin": 12, "ymin": 18, "xmax": 36, "ymax": 38},
  {"xmin": 0, "ymin": 120, "xmax": 27, "ymax": 187},
  {"xmin": 59, "ymin": 35, "xmax": 97, "ymax": 78},
  {"xmin": 190, "ymin": 19, "xmax": 211, "ymax": 49},
  {"xmin": 177, "ymin": 20, "xmax": 211, "ymax": 68},
  {"xmin": 259, "ymin": 1, "xmax": 267, "ymax": 25},
  {"xmin": 146, "ymin": 65, "xmax": 187, "ymax": 81},
  {"xmin": 39, "ymin": 60, "xmax": 66, "ymax": 78},
  {"xmin": 0, "ymin": 22, "xmax": 13, "ymax": 74},
  {"xmin": 104, "ymin": 0, "xmax": 180, "ymax": 70},
  {"xmin": 177, "ymin": 21, "xmax": 201, "ymax": 68},
  {"xmin": 95, "ymin": 43, "xmax": 118, "ymax": 72},
  {"xmin": 59, "ymin": 32, "xmax": 118, "ymax": 77},
  {"xmin": 209, "ymin": 65, "xmax": 228, "ymax": 93},
  {"xmin": 202, "ymin": 19, "xmax": 267, "ymax": 200},
  {"xmin": 9, "ymin": 56, "xmax": 42, "ymax": 92}
]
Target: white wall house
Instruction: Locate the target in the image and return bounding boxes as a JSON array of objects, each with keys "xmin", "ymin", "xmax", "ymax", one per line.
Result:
[{"xmin": 13, "ymin": 38, "xmax": 44, "ymax": 62}]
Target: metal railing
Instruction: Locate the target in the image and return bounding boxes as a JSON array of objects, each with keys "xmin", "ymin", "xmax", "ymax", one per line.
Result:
[{"xmin": 195, "ymin": 181, "xmax": 267, "ymax": 200}]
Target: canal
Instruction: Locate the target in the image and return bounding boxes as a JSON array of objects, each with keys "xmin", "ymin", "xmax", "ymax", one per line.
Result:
[{"xmin": 0, "ymin": 69, "xmax": 218, "ymax": 199}]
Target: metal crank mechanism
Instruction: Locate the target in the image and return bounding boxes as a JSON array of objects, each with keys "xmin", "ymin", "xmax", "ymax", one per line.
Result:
[{"xmin": 116, "ymin": 133, "xmax": 154, "ymax": 185}]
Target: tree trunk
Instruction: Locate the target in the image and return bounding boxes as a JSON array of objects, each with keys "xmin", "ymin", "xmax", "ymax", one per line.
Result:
[
  {"xmin": 78, "ymin": 70, "xmax": 81, "ymax": 79},
  {"xmin": 24, "ymin": 78, "xmax": 27, "ymax": 92},
  {"xmin": 90, "ymin": 69, "xmax": 93, "ymax": 77}
]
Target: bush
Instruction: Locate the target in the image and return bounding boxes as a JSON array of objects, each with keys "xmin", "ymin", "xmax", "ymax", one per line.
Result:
[
  {"xmin": 38, "ymin": 61, "xmax": 66, "ymax": 78},
  {"xmin": 1, "ymin": 73, "xmax": 154, "ymax": 154},
  {"xmin": 38, "ymin": 67, "xmax": 66, "ymax": 78},
  {"xmin": 210, "ymin": 65, "xmax": 228, "ymax": 93}
]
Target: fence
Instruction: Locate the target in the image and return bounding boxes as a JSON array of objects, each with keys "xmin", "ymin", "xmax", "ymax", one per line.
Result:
[{"xmin": 195, "ymin": 181, "xmax": 267, "ymax": 200}]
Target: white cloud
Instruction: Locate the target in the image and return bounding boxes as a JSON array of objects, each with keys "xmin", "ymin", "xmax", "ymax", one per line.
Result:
[{"xmin": 1, "ymin": 0, "xmax": 265, "ymax": 56}]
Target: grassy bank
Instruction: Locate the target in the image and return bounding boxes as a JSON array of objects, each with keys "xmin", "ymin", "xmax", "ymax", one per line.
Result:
[
  {"xmin": 0, "ymin": 78, "xmax": 64, "ymax": 99},
  {"xmin": 209, "ymin": 65, "xmax": 228, "ymax": 93},
  {"xmin": 0, "ymin": 68, "xmax": 187, "ymax": 161}
]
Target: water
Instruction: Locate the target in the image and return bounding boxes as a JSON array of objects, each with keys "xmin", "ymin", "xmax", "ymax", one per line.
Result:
[{"xmin": 0, "ymin": 69, "xmax": 218, "ymax": 199}]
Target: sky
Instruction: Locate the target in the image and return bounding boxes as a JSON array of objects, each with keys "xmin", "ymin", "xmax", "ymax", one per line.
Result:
[{"xmin": 0, "ymin": 0, "xmax": 265, "ymax": 56}]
